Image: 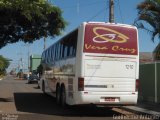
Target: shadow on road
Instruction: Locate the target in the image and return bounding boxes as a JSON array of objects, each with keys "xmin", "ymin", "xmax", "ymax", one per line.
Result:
[
  {"xmin": 14, "ymin": 93, "xmax": 119, "ymax": 117},
  {"xmin": 0, "ymin": 97, "xmax": 14, "ymax": 102}
]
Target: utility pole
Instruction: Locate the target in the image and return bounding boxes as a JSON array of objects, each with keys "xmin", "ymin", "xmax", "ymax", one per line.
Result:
[
  {"xmin": 24, "ymin": 44, "xmax": 30, "ymax": 72},
  {"xmin": 17, "ymin": 52, "xmax": 23, "ymax": 71},
  {"xmin": 27, "ymin": 44, "xmax": 30, "ymax": 72},
  {"xmin": 109, "ymin": 0, "xmax": 114, "ymax": 23}
]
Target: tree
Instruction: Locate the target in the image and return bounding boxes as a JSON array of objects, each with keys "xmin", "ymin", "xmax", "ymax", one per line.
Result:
[
  {"xmin": 0, "ymin": 0, "xmax": 67, "ymax": 48},
  {"xmin": 135, "ymin": 0, "xmax": 160, "ymax": 41},
  {"xmin": 37, "ymin": 64, "xmax": 43, "ymax": 76},
  {"xmin": 0, "ymin": 55, "xmax": 10, "ymax": 75}
]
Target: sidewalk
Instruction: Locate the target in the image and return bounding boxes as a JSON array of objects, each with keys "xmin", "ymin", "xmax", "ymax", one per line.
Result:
[
  {"xmin": 0, "ymin": 77, "xmax": 4, "ymax": 81},
  {"xmin": 122, "ymin": 101, "xmax": 160, "ymax": 115}
]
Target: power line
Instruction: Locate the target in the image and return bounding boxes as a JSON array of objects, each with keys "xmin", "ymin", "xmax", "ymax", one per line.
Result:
[
  {"xmin": 87, "ymin": 6, "xmax": 109, "ymax": 22},
  {"xmin": 77, "ymin": 0, "xmax": 79, "ymax": 15},
  {"xmin": 117, "ymin": 0, "xmax": 124, "ymax": 23},
  {"xmin": 79, "ymin": 1, "xmax": 105, "ymax": 8},
  {"xmin": 54, "ymin": 1, "xmax": 105, "ymax": 9},
  {"xmin": 104, "ymin": 0, "xmax": 109, "ymax": 22}
]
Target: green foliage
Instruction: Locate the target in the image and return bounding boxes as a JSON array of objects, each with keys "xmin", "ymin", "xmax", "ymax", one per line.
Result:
[
  {"xmin": 0, "ymin": 55, "xmax": 10, "ymax": 75},
  {"xmin": 37, "ymin": 64, "xmax": 43, "ymax": 75},
  {"xmin": 0, "ymin": 0, "xmax": 67, "ymax": 48},
  {"xmin": 135, "ymin": 0, "xmax": 160, "ymax": 41}
]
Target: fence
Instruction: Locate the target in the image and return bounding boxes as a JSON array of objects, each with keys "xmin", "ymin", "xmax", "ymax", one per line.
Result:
[{"xmin": 139, "ymin": 62, "xmax": 160, "ymax": 103}]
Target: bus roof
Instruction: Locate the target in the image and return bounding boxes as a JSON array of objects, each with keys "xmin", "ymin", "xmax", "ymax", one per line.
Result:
[
  {"xmin": 42, "ymin": 22, "xmax": 137, "ymax": 55},
  {"xmin": 83, "ymin": 22, "xmax": 137, "ymax": 29}
]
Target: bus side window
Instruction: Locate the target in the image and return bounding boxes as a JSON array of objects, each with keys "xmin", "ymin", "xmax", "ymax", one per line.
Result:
[
  {"xmin": 64, "ymin": 46, "xmax": 68, "ymax": 58},
  {"xmin": 62, "ymin": 44, "xmax": 65, "ymax": 59},
  {"xmin": 59, "ymin": 29, "xmax": 78, "ymax": 59},
  {"xmin": 48, "ymin": 48, "xmax": 51, "ymax": 63},
  {"xmin": 52, "ymin": 45, "xmax": 55, "ymax": 62},
  {"xmin": 70, "ymin": 47, "xmax": 73, "ymax": 56},
  {"xmin": 73, "ymin": 47, "xmax": 76, "ymax": 56},
  {"xmin": 55, "ymin": 44, "xmax": 58, "ymax": 60},
  {"xmin": 59, "ymin": 44, "xmax": 61, "ymax": 59},
  {"xmin": 67, "ymin": 46, "xmax": 71, "ymax": 57},
  {"xmin": 57, "ymin": 43, "xmax": 60, "ymax": 60}
]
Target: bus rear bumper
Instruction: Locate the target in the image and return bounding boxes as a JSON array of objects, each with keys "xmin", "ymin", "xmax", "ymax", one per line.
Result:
[{"xmin": 73, "ymin": 91, "xmax": 138, "ymax": 106}]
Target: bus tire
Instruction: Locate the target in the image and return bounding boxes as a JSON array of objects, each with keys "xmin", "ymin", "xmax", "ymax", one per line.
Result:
[
  {"xmin": 42, "ymin": 81, "xmax": 45, "ymax": 93},
  {"xmin": 60, "ymin": 85, "xmax": 66, "ymax": 107},
  {"xmin": 56, "ymin": 84, "xmax": 61, "ymax": 105}
]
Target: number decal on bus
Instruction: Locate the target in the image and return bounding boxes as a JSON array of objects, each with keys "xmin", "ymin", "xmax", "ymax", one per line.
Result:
[{"xmin": 126, "ymin": 65, "xmax": 134, "ymax": 70}]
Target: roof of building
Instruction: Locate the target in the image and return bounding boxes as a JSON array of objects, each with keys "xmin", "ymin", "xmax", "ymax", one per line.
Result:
[
  {"xmin": 30, "ymin": 54, "xmax": 41, "ymax": 59},
  {"xmin": 139, "ymin": 52, "xmax": 154, "ymax": 63}
]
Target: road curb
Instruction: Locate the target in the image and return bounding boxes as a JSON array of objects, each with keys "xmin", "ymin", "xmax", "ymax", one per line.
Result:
[{"xmin": 121, "ymin": 106, "xmax": 160, "ymax": 116}]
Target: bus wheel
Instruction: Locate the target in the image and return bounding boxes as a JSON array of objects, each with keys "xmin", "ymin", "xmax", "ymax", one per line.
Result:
[
  {"xmin": 60, "ymin": 85, "xmax": 66, "ymax": 107},
  {"xmin": 56, "ymin": 85, "xmax": 61, "ymax": 105},
  {"xmin": 42, "ymin": 81, "xmax": 45, "ymax": 93}
]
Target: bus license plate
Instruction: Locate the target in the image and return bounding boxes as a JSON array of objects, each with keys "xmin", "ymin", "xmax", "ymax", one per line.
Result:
[{"xmin": 100, "ymin": 97, "xmax": 119, "ymax": 102}]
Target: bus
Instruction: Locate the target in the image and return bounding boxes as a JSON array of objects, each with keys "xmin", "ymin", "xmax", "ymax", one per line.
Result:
[{"xmin": 40, "ymin": 22, "xmax": 139, "ymax": 106}]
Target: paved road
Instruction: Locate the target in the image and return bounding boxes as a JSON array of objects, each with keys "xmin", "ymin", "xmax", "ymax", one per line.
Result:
[{"xmin": 0, "ymin": 76, "xmax": 141, "ymax": 120}]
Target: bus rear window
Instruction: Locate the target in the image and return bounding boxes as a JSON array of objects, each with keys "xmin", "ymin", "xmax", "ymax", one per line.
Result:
[{"xmin": 83, "ymin": 24, "xmax": 138, "ymax": 55}]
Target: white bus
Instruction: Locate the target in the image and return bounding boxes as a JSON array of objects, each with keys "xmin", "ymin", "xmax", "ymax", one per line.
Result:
[{"xmin": 40, "ymin": 22, "xmax": 139, "ymax": 106}]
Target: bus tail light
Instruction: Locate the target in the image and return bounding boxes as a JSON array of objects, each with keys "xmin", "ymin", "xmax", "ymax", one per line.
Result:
[
  {"xmin": 78, "ymin": 77, "xmax": 84, "ymax": 91},
  {"xmin": 136, "ymin": 79, "xmax": 139, "ymax": 91}
]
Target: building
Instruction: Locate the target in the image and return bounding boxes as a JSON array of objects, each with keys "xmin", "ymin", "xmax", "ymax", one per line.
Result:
[
  {"xmin": 153, "ymin": 43, "xmax": 160, "ymax": 61},
  {"xmin": 30, "ymin": 55, "xmax": 41, "ymax": 73},
  {"xmin": 139, "ymin": 52, "xmax": 154, "ymax": 63}
]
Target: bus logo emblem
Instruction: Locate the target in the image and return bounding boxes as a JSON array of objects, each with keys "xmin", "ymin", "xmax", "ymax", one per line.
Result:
[{"xmin": 93, "ymin": 27, "xmax": 129, "ymax": 43}]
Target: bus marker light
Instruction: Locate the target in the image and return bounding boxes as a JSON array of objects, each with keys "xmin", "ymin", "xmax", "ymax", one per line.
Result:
[{"xmin": 78, "ymin": 77, "xmax": 84, "ymax": 91}]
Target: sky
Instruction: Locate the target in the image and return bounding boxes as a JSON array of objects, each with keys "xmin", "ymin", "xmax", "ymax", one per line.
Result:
[{"xmin": 0, "ymin": 0, "xmax": 159, "ymax": 71}]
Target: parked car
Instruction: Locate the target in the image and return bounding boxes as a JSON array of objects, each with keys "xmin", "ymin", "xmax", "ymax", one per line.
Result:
[{"xmin": 28, "ymin": 74, "xmax": 39, "ymax": 84}]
